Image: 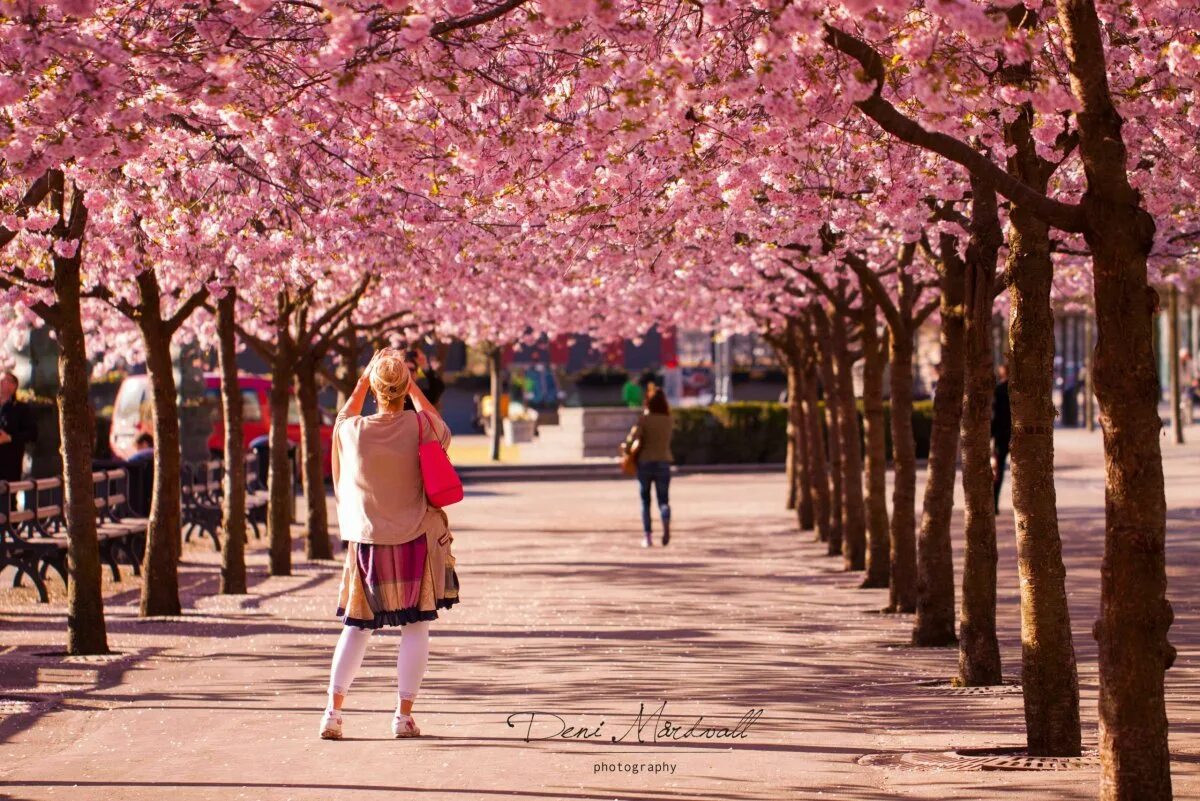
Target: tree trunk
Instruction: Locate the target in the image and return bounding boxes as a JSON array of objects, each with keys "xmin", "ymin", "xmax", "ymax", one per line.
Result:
[
  {"xmin": 1057, "ymin": 0, "xmax": 1174, "ymax": 793},
  {"xmin": 802, "ymin": 356, "xmax": 831, "ymax": 544},
  {"xmin": 913, "ymin": 235, "xmax": 966, "ymax": 646},
  {"xmin": 1169, "ymin": 286, "xmax": 1183, "ymax": 445},
  {"xmin": 794, "ymin": 351, "xmax": 815, "ymax": 532},
  {"xmin": 295, "ymin": 353, "xmax": 332, "ymax": 560},
  {"xmin": 267, "ymin": 344, "xmax": 295, "ymax": 577},
  {"xmin": 1090, "ymin": 217, "xmax": 1175, "ymax": 798},
  {"xmin": 1005, "ymin": 105, "xmax": 1082, "ymax": 757},
  {"xmin": 784, "ymin": 347, "xmax": 800, "ymax": 512},
  {"xmin": 830, "ymin": 313, "xmax": 866, "ymax": 571},
  {"xmin": 138, "ymin": 284, "xmax": 183, "ymax": 617},
  {"xmin": 814, "ymin": 323, "xmax": 844, "ymax": 558},
  {"xmin": 859, "ymin": 304, "xmax": 890, "ymax": 589},
  {"xmin": 780, "ymin": 325, "xmax": 815, "ymax": 530},
  {"xmin": 887, "ymin": 330, "xmax": 918, "ymax": 613},
  {"xmin": 489, "ymin": 347, "xmax": 502, "ymax": 462},
  {"xmin": 217, "ymin": 291, "xmax": 247, "ymax": 595},
  {"xmin": 958, "ymin": 180, "xmax": 1003, "ymax": 686},
  {"xmin": 53, "ymin": 248, "xmax": 109, "ymax": 654}
]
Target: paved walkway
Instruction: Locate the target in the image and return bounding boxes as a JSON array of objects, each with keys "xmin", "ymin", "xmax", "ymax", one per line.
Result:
[{"xmin": 2, "ymin": 429, "xmax": 1199, "ymax": 800}]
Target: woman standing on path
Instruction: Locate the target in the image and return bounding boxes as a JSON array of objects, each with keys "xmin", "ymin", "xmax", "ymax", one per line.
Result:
[
  {"xmin": 623, "ymin": 386, "xmax": 674, "ymax": 548},
  {"xmin": 320, "ymin": 348, "xmax": 461, "ymax": 740}
]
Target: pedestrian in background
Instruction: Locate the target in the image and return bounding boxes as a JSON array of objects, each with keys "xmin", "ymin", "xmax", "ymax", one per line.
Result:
[
  {"xmin": 621, "ymin": 374, "xmax": 644, "ymax": 409},
  {"xmin": 402, "ymin": 347, "xmax": 446, "ymax": 411},
  {"xmin": 991, "ymin": 364, "xmax": 1012, "ymax": 514},
  {"xmin": 623, "ymin": 386, "xmax": 673, "ymax": 548},
  {"xmin": 1180, "ymin": 349, "xmax": 1195, "ymax": 425},
  {"xmin": 0, "ymin": 371, "xmax": 37, "ymax": 494}
]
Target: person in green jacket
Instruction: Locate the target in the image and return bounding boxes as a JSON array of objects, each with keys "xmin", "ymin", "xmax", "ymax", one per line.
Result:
[{"xmin": 621, "ymin": 377, "xmax": 644, "ymax": 408}]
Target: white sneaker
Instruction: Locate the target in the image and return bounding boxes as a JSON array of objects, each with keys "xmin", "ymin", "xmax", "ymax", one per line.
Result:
[
  {"xmin": 392, "ymin": 712, "xmax": 421, "ymax": 738},
  {"xmin": 319, "ymin": 709, "xmax": 343, "ymax": 740},
  {"xmin": 642, "ymin": 532, "xmax": 652, "ymax": 548}
]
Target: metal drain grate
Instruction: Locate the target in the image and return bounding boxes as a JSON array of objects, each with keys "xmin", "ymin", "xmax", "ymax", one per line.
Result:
[
  {"xmin": 877, "ymin": 641, "xmax": 958, "ymax": 650},
  {"xmin": 33, "ymin": 651, "xmax": 132, "ymax": 664},
  {"xmin": 913, "ymin": 678, "xmax": 1023, "ymax": 696},
  {"xmin": 0, "ymin": 695, "xmax": 57, "ymax": 716},
  {"xmin": 859, "ymin": 747, "xmax": 1100, "ymax": 772}
]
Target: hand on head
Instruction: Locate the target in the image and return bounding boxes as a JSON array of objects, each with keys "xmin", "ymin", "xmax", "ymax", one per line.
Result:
[{"xmin": 367, "ymin": 348, "xmax": 413, "ymax": 408}]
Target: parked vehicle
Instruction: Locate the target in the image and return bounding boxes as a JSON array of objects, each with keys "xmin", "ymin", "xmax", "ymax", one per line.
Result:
[{"xmin": 109, "ymin": 373, "xmax": 334, "ymax": 476}]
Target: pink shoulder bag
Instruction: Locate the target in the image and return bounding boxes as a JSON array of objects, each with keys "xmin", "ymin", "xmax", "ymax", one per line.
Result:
[{"xmin": 416, "ymin": 410, "xmax": 464, "ymax": 508}]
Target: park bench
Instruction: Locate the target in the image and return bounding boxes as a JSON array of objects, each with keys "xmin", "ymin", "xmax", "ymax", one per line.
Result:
[
  {"xmin": 181, "ymin": 453, "xmax": 271, "ymax": 550},
  {"xmin": 3, "ymin": 452, "xmax": 279, "ymax": 599},
  {"xmin": 96, "ymin": 468, "xmax": 148, "ymax": 569},
  {"xmin": 0, "ymin": 471, "xmax": 147, "ymax": 603},
  {"xmin": 182, "ymin": 460, "xmax": 223, "ymax": 550},
  {"xmin": 245, "ymin": 451, "xmax": 268, "ymax": 540}
]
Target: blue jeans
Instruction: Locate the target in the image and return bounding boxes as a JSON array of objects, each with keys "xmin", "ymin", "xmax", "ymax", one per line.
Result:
[{"xmin": 636, "ymin": 461, "xmax": 671, "ymax": 534}]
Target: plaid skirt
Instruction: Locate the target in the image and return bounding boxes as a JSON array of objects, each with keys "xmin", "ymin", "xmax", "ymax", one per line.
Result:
[{"xmin": 335, "ymin": 532, "xmax": 460, "ymax": 630}]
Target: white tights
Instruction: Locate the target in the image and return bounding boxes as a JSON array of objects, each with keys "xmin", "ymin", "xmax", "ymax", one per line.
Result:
[{"xmin": 327, "ymin": 620, "xmax": 431, "ymax": 709}]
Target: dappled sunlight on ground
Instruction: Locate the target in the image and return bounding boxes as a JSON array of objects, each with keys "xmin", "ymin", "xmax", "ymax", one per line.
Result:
[{"xmin": 0, "ymin": 428, "xmax": 1197, "ymax": 799}]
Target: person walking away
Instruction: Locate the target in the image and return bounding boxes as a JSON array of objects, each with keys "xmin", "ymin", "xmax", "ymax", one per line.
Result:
[
  {"xmin": 991, "ymin": 364, "xmax": 1012, "ymax": 514},
  {"xmin": 623, "ymin": 387, "xmax": 673, "ymax": 547},
  {"xmin": 1180, "ymin": 349, "xmax": 1195, "ymax": 425},
  {"xmin": 0, "ymin": 371, "xmax": 37, "ymax": 507},
  {"xmin": 321, "ymin": 348, "xmax": 461, "ymax": 741}
]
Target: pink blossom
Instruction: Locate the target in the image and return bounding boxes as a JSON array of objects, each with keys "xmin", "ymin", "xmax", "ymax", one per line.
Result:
[
  {"xmin": 57, "ymin": 0, "xmax": 96, "ymax": 16},
  {"xmin": 400, "ymin": 14, "xmax": 433, "ymax": 46}
]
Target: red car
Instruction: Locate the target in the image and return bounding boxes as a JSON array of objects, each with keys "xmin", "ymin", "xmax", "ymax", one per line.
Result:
[{"xmin": 109, "ymin": 373, "xmax": 335, "ymax": 476}]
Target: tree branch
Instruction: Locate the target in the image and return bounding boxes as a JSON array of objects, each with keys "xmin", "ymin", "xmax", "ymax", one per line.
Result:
[
  {"xmin": 166, "ymin": 284, "xmax": 212, "ymax": 335},
  {"xmin": 0, "ymin": 172, "xmax": 53, "ymax": 250},
  {"xmin": 823, "ymin": 24, "xmax": 1088, "ymax": 233}
]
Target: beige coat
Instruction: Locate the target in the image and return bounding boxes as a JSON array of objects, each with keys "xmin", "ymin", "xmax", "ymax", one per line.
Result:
[{"xmin": 331, "ymin": 408, "xmax": 452, "ymax": 545}]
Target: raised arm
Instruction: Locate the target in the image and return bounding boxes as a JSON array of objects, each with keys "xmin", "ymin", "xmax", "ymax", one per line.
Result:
[
  {"xmin": 337, "ymin": 351, "xmax": 379, "ymax": 422},
  {"xmin": 409, "ymin": 374, "xmax": 451, "ymax": 450},
  {"xmin": 333, "ymin": 351, "xmax": 382, "ymax": 491}
]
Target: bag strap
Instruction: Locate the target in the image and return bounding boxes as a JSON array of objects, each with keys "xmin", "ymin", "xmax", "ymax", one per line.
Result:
[{"xmin": 415, "ymin": 409, "xmax": 426, "ymax": 443}]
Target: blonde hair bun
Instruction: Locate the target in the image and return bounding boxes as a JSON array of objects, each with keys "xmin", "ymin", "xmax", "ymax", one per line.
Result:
[{"xmin": 369, "ymin": 348, "xmax": 412, "ymax": 406}]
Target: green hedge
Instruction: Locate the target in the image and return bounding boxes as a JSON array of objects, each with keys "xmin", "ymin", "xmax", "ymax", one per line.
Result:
[
  {"xmin": 671, "ymin": 402, "xmax": 789, "ymax": 464},
  {"xmin": 670, "ymin": 400, "xmax": 935, "ymax": 465}
]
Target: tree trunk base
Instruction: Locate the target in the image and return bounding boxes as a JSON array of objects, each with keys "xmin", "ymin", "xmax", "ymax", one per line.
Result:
[
  {"xmin": 880, "ymin": 605, "xmax": 915, "ymax": 615},
  {"xmin": 912, "ymin": 631, "xmax": 959, "ymax": 648},
  {"xmin": 306, "ymin": 535, "xmax": 335, "ymax": 561}
]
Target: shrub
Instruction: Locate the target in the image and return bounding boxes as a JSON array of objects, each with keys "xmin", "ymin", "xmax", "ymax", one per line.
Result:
[{"xmin": 670, "ymin": 400, "xmax": 935, "ymax": 465}]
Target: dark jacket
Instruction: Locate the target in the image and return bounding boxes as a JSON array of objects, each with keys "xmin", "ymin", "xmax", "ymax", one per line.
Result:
[
  {"xmin": 625, "ymin": 411, "xmax": 673, "ymax": 463},
  {"xmin": 0, "ymin": 398, "xmax": 38, "ymax": 481},
  {"xmin": 403, "ymin": 368, "xmax": 446, "ymax": 411},
  {"xmin": 991, "ymin": 380, "xmax": 1012, "ymax": 447}
]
